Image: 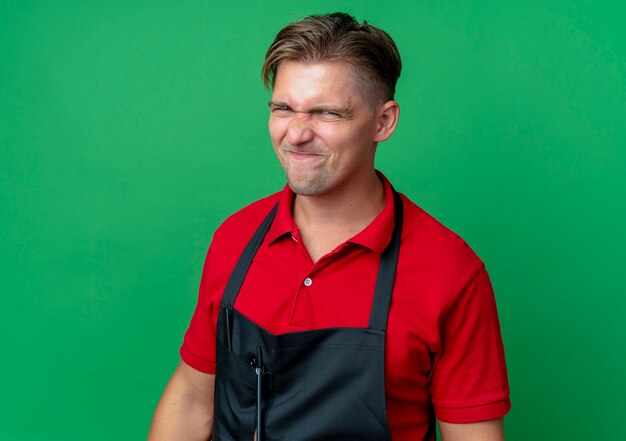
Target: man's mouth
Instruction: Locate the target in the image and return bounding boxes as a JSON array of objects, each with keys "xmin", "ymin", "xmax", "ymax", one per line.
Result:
[{"xmin": 282, "ymin": 148, "xmax": 327, "ymax": 157}]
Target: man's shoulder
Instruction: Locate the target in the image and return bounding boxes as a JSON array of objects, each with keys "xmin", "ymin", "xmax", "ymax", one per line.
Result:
[
  {"xmin": 400, "ymin": 193, "xmax": 484, "ymax": 275},
  {"xmin": 212, "ymin": 191, "xmax": 282, "ymax": 242}
]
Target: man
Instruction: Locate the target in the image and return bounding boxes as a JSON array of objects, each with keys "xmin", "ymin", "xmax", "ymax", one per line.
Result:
[{"xmin": 148, "ymin": 12, "xmax": 510, "ymax": 441}]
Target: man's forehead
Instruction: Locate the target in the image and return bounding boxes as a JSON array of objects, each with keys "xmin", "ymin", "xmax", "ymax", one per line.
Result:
[
  {"xmin": 271, "ymin": 61, "xmax": 364, "ymax": 107},
  {"xmin": 273, "ymin": 60, "xmax": 357, "ymax": 83}
]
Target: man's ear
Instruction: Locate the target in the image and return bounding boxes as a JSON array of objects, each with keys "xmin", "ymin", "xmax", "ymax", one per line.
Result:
[{"xmin": 373, "ymin": 100, "xmax": 400, "ymax": 142}]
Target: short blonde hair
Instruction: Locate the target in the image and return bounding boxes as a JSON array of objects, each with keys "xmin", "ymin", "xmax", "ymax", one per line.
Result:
[{"xmin": 262, "ymin": 12, "xmax": 402, "ymax": 109}]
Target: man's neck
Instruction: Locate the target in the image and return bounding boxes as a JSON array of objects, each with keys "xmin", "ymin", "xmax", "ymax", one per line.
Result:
[{"xmin": 292, "ymin": 171, "xmax": 386, "ymax": 262}]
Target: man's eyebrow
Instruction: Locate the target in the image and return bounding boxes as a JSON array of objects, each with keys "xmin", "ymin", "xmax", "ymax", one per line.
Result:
[
  {"xmin": 268, "ymin": 101, "xmax": 352, "ymax": 115},
  {"xmin": 309, "ymin": 105, "xmax": 352, "ymax": 115},
  {"xmin": 268, "ymin": 100, "xmax": 290, "ymax": 108}
]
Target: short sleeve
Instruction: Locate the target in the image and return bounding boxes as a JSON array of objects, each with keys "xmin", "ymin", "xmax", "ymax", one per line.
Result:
[
  {"xmin": 179, "ymin": 241, "xmax": 223, "ymax": 374},
  {"xmin": 430, "ymin": 265, "xmax": 511, "ymax": 423}
]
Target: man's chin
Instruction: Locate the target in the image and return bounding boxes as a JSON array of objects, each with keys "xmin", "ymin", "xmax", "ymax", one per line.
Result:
[{"xmin": 287, "ymin": 178, "xmax": 328, "ymax": 197}]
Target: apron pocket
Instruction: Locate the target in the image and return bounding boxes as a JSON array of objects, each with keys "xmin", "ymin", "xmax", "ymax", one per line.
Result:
[{"xmin": 214, "ymin": 341, "xmax": 257, "ymax": 441}]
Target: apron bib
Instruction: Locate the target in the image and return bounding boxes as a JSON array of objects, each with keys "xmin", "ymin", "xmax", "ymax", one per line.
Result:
[{"xmin": 213, "ymin": 190, "xmax": 403, "ymax": 441}]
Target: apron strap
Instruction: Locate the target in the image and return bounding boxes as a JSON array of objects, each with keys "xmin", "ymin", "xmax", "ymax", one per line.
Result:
[
  {"xmin": 221, "ymin": 203, "xmax": 279, "ymax": 307},
  {"xmin": 368, "ymin": 189, "xmax": 404, "ymax": 331}
]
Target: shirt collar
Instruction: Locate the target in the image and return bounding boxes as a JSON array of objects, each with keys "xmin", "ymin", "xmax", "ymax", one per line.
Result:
[
  {"xmin": 265, "ymin": 171, "xmax": 396, "ymax": 255},
  {"xmin": 346, "ymin": 172, "xmax": 395, "ymax": 254},
  {"xmin": 265, "ymin": 185, "xmax": 298, "ymax": 245}
]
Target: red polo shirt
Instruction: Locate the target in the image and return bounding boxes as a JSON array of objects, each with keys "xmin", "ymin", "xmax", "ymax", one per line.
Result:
[{"xmin": 181, "ymin": 174, "xmax": 510, "ymax": 441}]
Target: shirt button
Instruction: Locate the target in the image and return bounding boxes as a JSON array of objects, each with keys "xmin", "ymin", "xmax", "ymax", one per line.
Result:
[{"xmin": 304, "ymin": 277, "xmax": 313, "ymax": 287}]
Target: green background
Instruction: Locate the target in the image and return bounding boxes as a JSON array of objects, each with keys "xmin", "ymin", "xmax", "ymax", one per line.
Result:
[{"xmin": 1, "ymin": 1, "xmax": 624, "ymax": 439}]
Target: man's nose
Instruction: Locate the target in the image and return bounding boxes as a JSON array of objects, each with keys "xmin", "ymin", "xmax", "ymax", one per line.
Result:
[{"xmin": 286, "ymin": 113, "xmax": 314, "ymax": 145}]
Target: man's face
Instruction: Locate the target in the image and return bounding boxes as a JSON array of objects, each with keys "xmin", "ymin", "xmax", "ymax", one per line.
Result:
[{"xmin": 268, "ymin": 61, "xmax": 382, "ymax": 197}]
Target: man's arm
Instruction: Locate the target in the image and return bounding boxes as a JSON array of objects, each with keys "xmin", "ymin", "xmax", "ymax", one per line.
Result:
[
  {"xmin": 147, "ymin": 361, "xmax": 215, "ymax": 441},
  {"xmin": 439, "ymin": 418, "xmax": 505, "ymax": 441}
]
